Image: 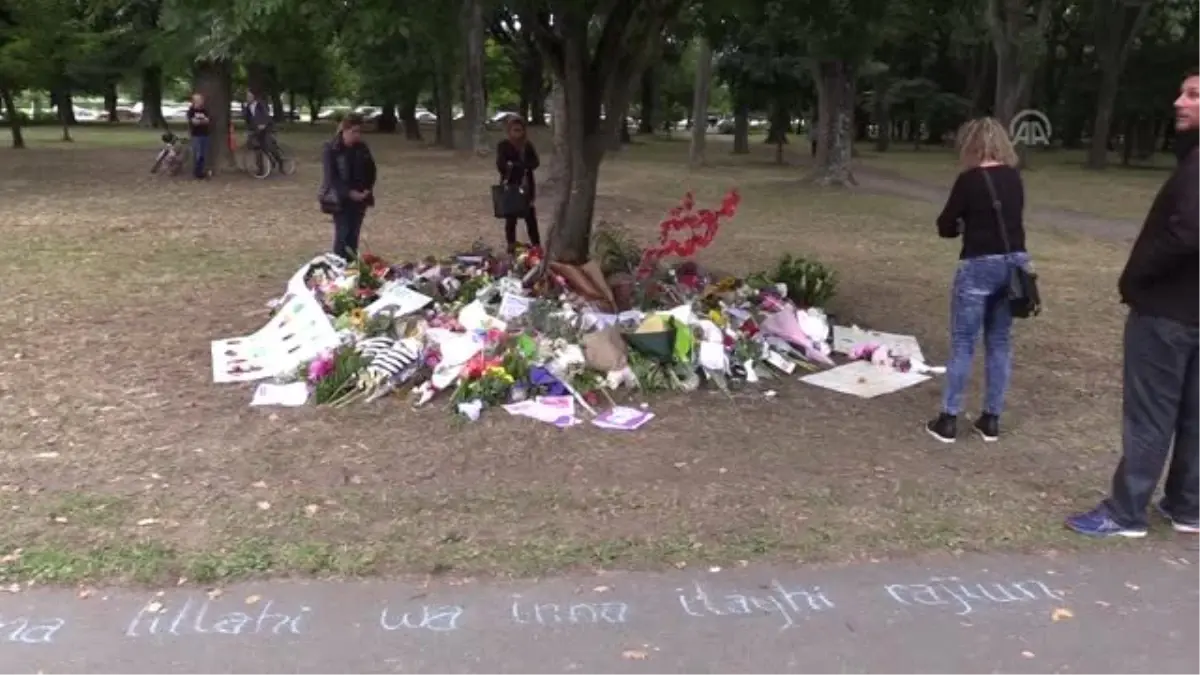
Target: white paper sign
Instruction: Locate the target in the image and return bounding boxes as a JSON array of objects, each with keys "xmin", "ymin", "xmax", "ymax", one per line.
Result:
[
  {"xmin": 497, "ymin": 292, "xmax": 534, "ymax": 320},
  {"xmin": 250, "ymin": 382, "xmax": 310, "ymax": 407},
  {"xmin": 800, "ymin": 360, "xmax": 930, "ymax": 399},
  {"xmin": 365, "ymin": 284, "xmax": 433, "ymax": 318}
]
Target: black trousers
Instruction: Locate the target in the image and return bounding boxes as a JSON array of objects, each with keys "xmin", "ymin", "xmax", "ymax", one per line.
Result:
[
  {"xmin": 332, "ymin": 207, "xmax": 366, "ymax": 261},
  {"xmin": 504, "ymin": 206, "xmax": 541, "ymax": 250},
  {"xmin": 1104, "ymin": 309, "xmax": 1199, "ymax": 528}
]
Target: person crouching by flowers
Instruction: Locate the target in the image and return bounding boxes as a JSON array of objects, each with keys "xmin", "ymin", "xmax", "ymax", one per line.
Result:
[{"xmin": 926, "ymin": 117, "xmax": 1033, "ymax": 444}]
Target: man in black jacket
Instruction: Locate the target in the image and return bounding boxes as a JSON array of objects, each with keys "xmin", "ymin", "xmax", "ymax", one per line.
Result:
[
  {"xmin": 1068, "ymin": 69, "xmax": 1200, "ymax": 538},
  {"xmin": 243, "ymin": 91, "xmax": 278, "ymax": 175}
]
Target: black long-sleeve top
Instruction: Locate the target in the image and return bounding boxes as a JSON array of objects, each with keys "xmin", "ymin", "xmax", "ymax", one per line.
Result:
[
  {"xmin": 322, "ymin": 137, "xmax": 377, "ymax": 209},
  {"xmin": 1118, "ymin": 134, "xmax": 1198, "ymax": 326},
  {"xmin": 496, "ymin": 139, "xmax": 540, "ymax": 201},
  {"xmin": 936, "ymin": 166, "xmax": 1027, "ymax": 259}
]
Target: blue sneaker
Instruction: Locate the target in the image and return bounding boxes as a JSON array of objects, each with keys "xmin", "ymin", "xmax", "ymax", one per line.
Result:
[
  {"xmin": 1065, "ymin": 505, "xmax": 1148, "ymax": 538},
  {"xmin": 1154, "ymin": 499, "xmax": 1200, "ymax": 534}
]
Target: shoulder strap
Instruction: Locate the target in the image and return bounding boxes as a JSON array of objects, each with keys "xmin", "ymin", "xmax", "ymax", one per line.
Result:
[{"xmin": 980, "ymin": 169, "xmax": 1013, "ymax": 254}]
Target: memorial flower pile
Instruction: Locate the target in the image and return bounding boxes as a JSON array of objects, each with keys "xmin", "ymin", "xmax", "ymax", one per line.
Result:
[{"xmin": 211, "ymin": 189, "xmax": 896, "ymax": 424}]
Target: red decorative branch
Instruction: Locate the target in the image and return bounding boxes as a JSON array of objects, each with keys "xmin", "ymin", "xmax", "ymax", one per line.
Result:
[{"xmin": 636, "ymin": 189, "xmax": 741, "ymax": 279}]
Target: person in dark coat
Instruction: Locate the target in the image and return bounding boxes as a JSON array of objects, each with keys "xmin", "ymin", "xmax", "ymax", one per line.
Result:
[
  {"xmin": 1067, "ymin": 68, "xmax": 1200, "ymax": 538},
  {"xmin": 321, "ymin": 114, "xmax": 377, "ymax": 261},
  {"xmin": 495, "ymin": 116, "xmax": 542, "ymax": 253},
  {"xmin": 243, "ymin": 90, "xmax": 276, "ymax": 175}
]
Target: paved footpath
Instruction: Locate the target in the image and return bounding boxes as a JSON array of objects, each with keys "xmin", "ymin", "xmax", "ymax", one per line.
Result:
[{"xmin": 1, "ymin": 549, "xmax": 1197, "ymax": 674}]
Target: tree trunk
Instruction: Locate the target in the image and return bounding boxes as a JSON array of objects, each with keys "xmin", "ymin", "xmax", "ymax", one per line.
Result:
[
  {"xmin": 461, "ymin": 0, "xmax": 487, "ymax": 153},
  {"xmin": 288, "ymin": 91, "xmax": 297, "ymax": 119},
  {"xmin": 542, "ymin": 78, "xmax": 568, "ymax": 190},
  {"xmin": 139, "ymin": 66, "xmax": 166, "ymax": 128},
  {"xmin": 194, "ymin": 59, "xmax": 235, "ymax": 172},
  {"xmin": 308, "ymin": 97, "xmax": 322, "ymax": 125},
  {"xmin": 1121, "ymin": 117, "xmax": 1135, "ymax": 166},
  {"xmin": 987, "ymin": 0, "xmax": 1052, "ymax": 167},
  {"xmin": 58, "ymin": 94, "xmax": 73, "ymax": 142},
  {"xmin": 609, "ymin": 99, "xmax": 633, "ymax": 151},
  {"xmin": 400, "ymin": 91, "xmax": 422, "ymax": 140},
  {"xmin": 432, "ymin": 52, "xmax": 456, "ymax": 149},
  {"xmin": 104, "ymin": 83, "xmax": 118, "ymax": 123},
  {"xmin": 688, "ymin": 38, "xmax": 713, "ymax": 167},
  {"xmin": 1086, "ymin": 0, "xmax": 1152, "ymax": 169},
  {"xmin": 377, "ymin": 102, "xmax": 398, "ymax": 133},
  {"xmin": 638, "ymin": 68, "xmax": 657, "ymax": 134},
  {"xmin": 732, "ymin": 101, "xmax": 750, "ymax": 154},
  {"xmin": 518, "ymin": 50, "xmax": 545, "ymax": 124},
  {"xmin": 811, "ymin": 59, "xmax": 856, "ymax": 186},
  {"xmin": 530, "ymin": 87, "xmax": 547, "ymax": 126},
  {"xmin": 271, "ymin": 91, "xmax": 285, "ymax": 123},
  {"xmin": 2, "ymin": 88, "xmax": 24, "ymax": 148},
  {"xmin": 874, "ymin": 79, "xmax": 891, "ymax": 152}
]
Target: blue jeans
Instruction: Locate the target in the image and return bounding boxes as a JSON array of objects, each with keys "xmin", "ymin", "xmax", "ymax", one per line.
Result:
[
  {"xmin": 941, "ymin": 253, "xmax": 1031, "ymax": 416},
  {"xmin": 190, "ymin": 136, "xmax": 208, "ymax": 178}
]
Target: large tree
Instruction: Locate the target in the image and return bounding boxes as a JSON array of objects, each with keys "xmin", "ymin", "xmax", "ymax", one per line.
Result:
[{"xmin": 518, "ymin": 0, "xmax": 686, "ymax": 264}]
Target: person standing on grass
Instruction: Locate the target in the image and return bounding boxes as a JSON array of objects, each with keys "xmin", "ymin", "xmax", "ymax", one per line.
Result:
[
  {"xmin": 321, "ymin": 114, "xmax": 377, "ymax": 261},
  {"xmin": 185, "ymin": 92, "xmax": 210, "ymax": 179},
  {"xmin": 243, "ymin": 90, "xmax": 275, "ymax": 174},
  {"xmin": 925, "ymin": 117, "xmax": 1032, "ymax": 444},
  {"xmin": 495, "ymin": 116, "xmax": 542, "ymax": 254},
  {"xmin": 1066, "ymin": 69, "xmax": 1200, "ymax": 538}
]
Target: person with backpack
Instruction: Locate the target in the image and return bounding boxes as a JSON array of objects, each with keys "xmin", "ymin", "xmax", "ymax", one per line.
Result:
[{"xmin": 319, "ymin": 114, "xmax": 377, "ymax": 261}]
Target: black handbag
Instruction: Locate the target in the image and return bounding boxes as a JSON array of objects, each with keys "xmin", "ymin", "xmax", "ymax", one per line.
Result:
[
  {"xmin": 492, "ymin": 165, "xmax": 529, "ymax": 219},
  {"xmin": 318, "ymin": 185, "xmax": 341, "ymax": 214},
  {"xmin": 981, "ymin": 171, "xmax": 1042, "ymax": 319}
]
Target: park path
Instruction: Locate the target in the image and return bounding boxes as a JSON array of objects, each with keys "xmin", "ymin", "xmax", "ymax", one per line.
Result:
[
  {"xmin": 852, "ymin": 165, "xmax": 1145, "ymax": 242},
  {"xmin": 1, "ymin": 547, "xmax": 1196, "ymax": 673}
]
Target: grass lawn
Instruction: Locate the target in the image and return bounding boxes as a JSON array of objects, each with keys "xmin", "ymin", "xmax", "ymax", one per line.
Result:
[
  {"xmin": 854, "ymin": 144, "xmax": 1170, "ymax": 223},
  {"xmin": 0, "ymin": 123, "xmax": 1167, "ymax": 587}
]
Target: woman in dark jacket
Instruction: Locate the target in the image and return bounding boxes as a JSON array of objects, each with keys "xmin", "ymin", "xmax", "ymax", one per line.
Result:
[
  {"xmin": 926, "ymin": 117, "xmax": 1033, "ymax": 444},
  {"xmin": 495, "ymin": 116, "xmax": 542, "ymax": 253},
  {"xmin": 321, "ymin": 113, "xmax": 377, "ymax": 261}
]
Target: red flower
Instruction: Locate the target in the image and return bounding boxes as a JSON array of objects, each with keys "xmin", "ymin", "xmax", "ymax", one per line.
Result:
[
  {"xmin": 584, "ymin": 391, "xmax": 599, "ymax": 406},
  {"xmin": 741, "ymin": 319, "xmax": 759, "ymax": 337},
  {"xmin": 485, "ymin": 328, "xmax": 506, "ymax": 344}
]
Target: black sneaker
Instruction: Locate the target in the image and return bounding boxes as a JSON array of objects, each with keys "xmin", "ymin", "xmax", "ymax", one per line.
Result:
[
  {"xmin": 1155, "ymin": 498, "xmax": 1200, "ymax": 534},
  {"xmin": 925, "ymin": 413, "xmax": 957, "ymax": 443},
  {"xmin": 974, "ymin": 414, "xmax": 1000, "ymax": 442}
]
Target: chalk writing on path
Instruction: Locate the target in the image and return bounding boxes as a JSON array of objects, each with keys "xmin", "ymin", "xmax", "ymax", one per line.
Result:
[
  {"xmin": 884, "ymin": 577, "xmax": 1064, "ymax": 616},
  {"xmin": 511, "ymin": 600, "xmax": 629, "ymax": 626},
  {"xmin": 677, "ymin": 581, "xmax": 836, "ymax": 631},
  {"xmin": 0, "ymin": 616, "xmax": 66, "ymax": 644},
  {"xmin": 125, "ymin": 597, "xmax": 311, "ymax": 638},
  {"xmin": 380, "ymin": 605, "xmax": 463, "ymax": 632}
]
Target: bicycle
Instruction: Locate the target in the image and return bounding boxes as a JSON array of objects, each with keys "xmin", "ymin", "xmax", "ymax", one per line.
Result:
[
  {"xmin": 149, "ymin": 131, "xmax": 191, "ymax": 176},
  {"xmin": 237, "ymin": 131, "xmax": 297, "ymax": 179}
]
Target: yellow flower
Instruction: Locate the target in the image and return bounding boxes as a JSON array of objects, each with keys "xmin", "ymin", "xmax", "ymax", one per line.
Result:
[
  {"xmin": 485, "ymin": 366, "xmax": 514, "ymax": 384},
  {"xmin": 349, "ymin": 308, "xmax": 367, "ymax": 329},
  {"xmin": 708, "ymin": 309, "xmax": 726, "ymax": 327}
]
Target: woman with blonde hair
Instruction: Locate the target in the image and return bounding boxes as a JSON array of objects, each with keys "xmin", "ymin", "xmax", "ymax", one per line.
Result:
[{"xmin": 926, "ymin": 117, "xmax": 1033, "ymax": 443}]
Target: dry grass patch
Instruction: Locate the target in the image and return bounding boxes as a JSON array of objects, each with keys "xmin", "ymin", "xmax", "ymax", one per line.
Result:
[{"xmin": 0, "ymin": 125, "xmax": 1175, "ymax": 586}]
